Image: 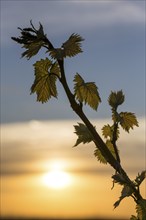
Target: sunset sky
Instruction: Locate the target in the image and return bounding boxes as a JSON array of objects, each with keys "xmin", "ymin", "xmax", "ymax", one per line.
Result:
[
  {"xmin": 1, "ymin": 119, "xmax": 145, "ymax": 219},
  {"xmin": 1, "ymin": 0, "xmax": 145, "ymax": 219}
]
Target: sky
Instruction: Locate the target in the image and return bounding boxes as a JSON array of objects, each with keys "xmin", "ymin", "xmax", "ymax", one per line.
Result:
[
  {"xmin": 1, "ymin": 1, "xmax": 146, "ymax": 219},
  {"xmin": 1, "ymin": 0, "xmax": 145, "ymax": 123},
  {"xmin": 1, "ymin": 119, "xmax": 145, "ymax": 219}
]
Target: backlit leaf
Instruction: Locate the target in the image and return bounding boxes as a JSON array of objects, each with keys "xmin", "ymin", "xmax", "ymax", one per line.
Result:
[
  {"xmin": 102, "ymin": 124, "xmax": 112, "ymax": 139},
  {"xmin": 62, "ymin": 33, "xmax": 84, "ymax": 58},
  {"xmin": 94, "ymin": 140, "xmax": 117, "ymax": 164},
  {"xmin": 102, "ymin": 124, "xmax": 119, "ymax": 140},
  {"xmin": 134, "ymin": 171, "xmax": 146, "ymax": 186},
  {"xmin": 22, "ymin": 40, "xmax": 44, "ymax": 59},
  {"xmin": 74, "ymin": 123, "xmax": 94, "ymax": 147},
  {"xmin": 31, "ymin": 58, "xmax": 58, "ymax": 103},
  {"xmin": 136, "ymin": 199, "xmax": 146, "ymax": 220},
  {"xmin": 112, "ymin": 173, "xmax": 127, "ymax": 186},
  {"xmin": 74, "ymin": 73, "xmax": 101, "ymax": 110},
  {"xmin": 49, "ymin": 34, "xmax": 84, "ymax": 60},
  {"xmin": 119, "ymin": 112, "xmax": 139, "ymax": 132},
  {"xmin": 12, "ymin": 22, "xmax": 46, "ymax": 59},
  {"xmin": 108, "ymin": 90, "xmax": 125, "ymax": 109},
  {"xmin": 94, "ymin": 148, "xmax": 107, "ymax": 164},
  {"xmin": 114, "ymin": 185, "xmax": 133, "ymax": 208}
]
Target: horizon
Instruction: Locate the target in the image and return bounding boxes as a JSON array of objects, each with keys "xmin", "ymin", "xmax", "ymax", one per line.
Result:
[{"xmin": 1, "ymin": 119, "xmax": 145, "ymax": 219}]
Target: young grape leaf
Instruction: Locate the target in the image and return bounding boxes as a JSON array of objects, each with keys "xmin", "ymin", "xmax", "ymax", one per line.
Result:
[
  {"xmin": 94, "ymin": 140, "xmax": 118, "ymax": 164},
  {"xmin": 49, "ymin": 34, "xmax": 84, "ymax": 60},
  {"xmin": 12, "ymin": 22, "xmax": 46, "ymax": 59},
  {"xmin": 108, "ymin": 90, "xmax": 125, "ymax": 110},
  {"xmin": 74, "ymin": 73, "xmax": 101, "ymax": 110},
  {"xmin": 74, "ymin": 123, "xmax": 94, "ymax": 147},
  {"xmin": 119, "ymin": 112, "xmax": 139, "ymax": 132},
  {"xmin": 36, "ymin": 22, "xmax": 45, "ymax": 37},
  {"xmin": 114, "ymin": 185, "xmax": 133, "ymax": 208},
  {"xmin": 94, "ymin": 148, "xmax": 107, "ymax": 164},
  {"xmin": 112, "ymin": 173, "xmax": 127, "ymax": 186},
  {"xmin": 62, "ymin": 33, "xmax": 84, "ymax": 58},
  {"xmin": 136, "ymin": 199, "xmax": 146, "ymax": 220},
  {"xmin": 102, "ymin": 124, "xmax": 112, "ymax": 139},
  {"xmin": 102, "ymin": 124, "xmax": 120, "ymax": 140},
  {"xmin": 134, "ymin": 171, "xmax": 146, "ymax": 186},
  {"xmin": 31, "ymin": 58, "xmax": 58, "ymax": 103},
  {"xmin": 22, "ymin": 40, "xmax": 44, "ymax": 59}
]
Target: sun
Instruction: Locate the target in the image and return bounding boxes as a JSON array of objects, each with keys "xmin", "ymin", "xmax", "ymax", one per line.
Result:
[{"xmin": 42, "ymin": 160, "xmax": 72, "ymax": 189}]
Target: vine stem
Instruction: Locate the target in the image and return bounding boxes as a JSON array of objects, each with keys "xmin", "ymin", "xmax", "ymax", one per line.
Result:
[
  {"xmin": 41, "ymin": 35, "xmax": 142, "ymax": 202},
  {"xmin": 112, "ymin": 121, "xmax": 121, "ymax": 163},
  {"xmin": 58, "ymin": 59, "xmax": 120, "ymax": 171},
  {"xmin": 57, "ymin": 58, "xmax": 143, "ymax": 202}
]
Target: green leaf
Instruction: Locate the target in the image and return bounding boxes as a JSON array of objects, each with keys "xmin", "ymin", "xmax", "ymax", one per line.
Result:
[
  {"xmin": 31, "ymin": 58, "xmax": 58, "ymax": 103},
  {"xmin": 136, "ymin": 199, "xmax": 146, "ymax": 220},
  {"xmin": 62, "ymin": 33, "xmax": 84, "ymax": 58},
  {"xmin": 94, "ymin": 148, "xmax": 107, "ymax": 164},
  {"xmin": 74, "ymin": 123, "xmax": 94, "ymax": 147},
  {"xmin": 102, "ymin": 124, "xmax": 112, "ymax": 139},
  {"xmin": 36, "ymin": 22, "xmax": 45, "ymax": 37},
  {"xmin": 112, "ymin": 173, "xmax": 127, "ymax": 186},
  {"xmin": 114, "ymin": 185, "xmax": 133, "ymax": 208},
  {"xmin": 102, "ymin": 124, "xmax": 120, "ymax": 140},
  {"xmin": 94, "ymin": 140, "xmax": 117, "ymax": 164},
  {"xmin": 74, "ymin": 73, "xmax": 101, "ymax": 110},
  {"xmin": 49, "ymin": 33, "xmax": 84, "ymax": 60},
  {"xmin": 134, "ymin": 171, "xmax": 146, "ymax": 186},
  {"xmin": 12, "ymin": 22, "xmax": 46, "ymax": 59},
  {"xmin": 119, "ymin": 112, "xmax": 139, "ymax": 132},
  {"xmin": 108, "ymin": 90, "xmax": 125, "ymax": 109},
  {"xmin": 22, "ymin": 40, "xmax": 44, "ymax": 59}
]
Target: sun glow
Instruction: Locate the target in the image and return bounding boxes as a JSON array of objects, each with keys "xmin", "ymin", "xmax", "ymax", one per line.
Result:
[{"xmin": 42, "ymin": 160, "xmax": 72, "ymax": 189}]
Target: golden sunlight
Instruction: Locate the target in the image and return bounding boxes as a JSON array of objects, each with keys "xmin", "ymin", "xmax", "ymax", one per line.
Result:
[{"xmin": 42, "ymin": 160, "xmax": 72, "ymax": 189}]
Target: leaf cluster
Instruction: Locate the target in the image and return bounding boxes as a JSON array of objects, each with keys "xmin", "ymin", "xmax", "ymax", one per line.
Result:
[
  {"xmin": 11, "ymin": 21, "xmax": 50, "ymax": 59},
  {"xmin": 108, "ymin": 90, "xmax": 124, "ymax": 110},
  {"xmin": 12, "ymin": 21, "xmax": 84, "ymax": 61},
  {"xmin": 112, "ymin": 171, "xmax": 146, "ymax": 217},
  {"xmin": 112, "ymin": 173, "xmax": 134, "ymax": 208},
  {"xmin": 49, "ymin": 33, "xmax": 84, "ymax": 59},
  {"xmin": 109, "ymin": 90, "xmax": 139, "ymax": 133}
]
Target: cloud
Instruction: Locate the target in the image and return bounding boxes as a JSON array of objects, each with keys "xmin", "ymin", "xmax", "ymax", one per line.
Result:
[
  {"xmin": 1, "ymin": 118, "xmax": 145, "ymax": 176},
  {"xmin": 1, "ymin": 1, "xmax": 145, "ymax": 45}
]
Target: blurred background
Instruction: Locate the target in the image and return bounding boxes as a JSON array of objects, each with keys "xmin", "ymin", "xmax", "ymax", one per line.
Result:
[{"xmin": 1, "ymin": 0, "xmax": 145, "ymax": 219}]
